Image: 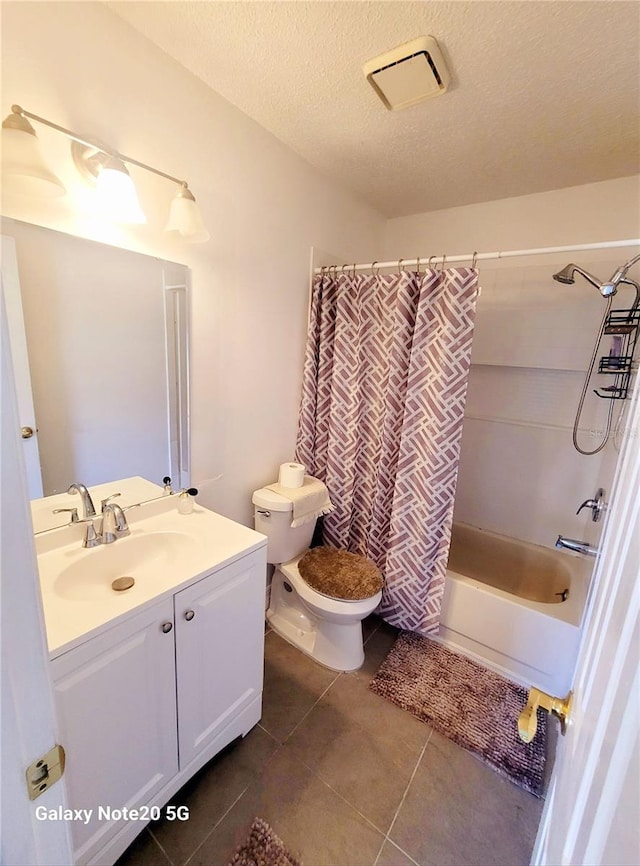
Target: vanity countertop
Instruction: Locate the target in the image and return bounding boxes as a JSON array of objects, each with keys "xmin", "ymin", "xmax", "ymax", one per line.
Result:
[{"xmin": 36, "ymin": 496, "xmax": 266, "ymax": 658}]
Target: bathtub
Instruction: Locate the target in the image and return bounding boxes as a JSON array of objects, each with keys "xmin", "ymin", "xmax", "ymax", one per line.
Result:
[{"xmin": 438, "ymin": 522, "xmax": 591, "ymax": 694}]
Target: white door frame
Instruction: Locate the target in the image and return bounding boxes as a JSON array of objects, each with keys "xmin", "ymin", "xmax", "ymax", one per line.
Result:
[
  {"xmin": 533, "ymin": 381, "xmax": 639, "ymax": 865},
  {"xmin": 0, "ymin": 288, "xmax": 73, "ymax": 864},
  {"xmin": 1, "ymin": 234, "xmax": 44, "ymax": 498}
]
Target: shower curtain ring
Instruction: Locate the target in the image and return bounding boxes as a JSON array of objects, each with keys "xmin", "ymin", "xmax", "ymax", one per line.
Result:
[
  {"xmin": 472, "ymin": 251, "xmax": 478, "ymax": 268},
  {"xmin": 398, "ymin": 258, "xmax": 404, "ymax": 274},
  {"xmin": 341, "ymin": 264, "xmax": 348, "ymax": 274},
  {"xmin": 416, "ymin": 256, "xmax": 421, "ymax": 273},
  {"xmin": 352, "ymin": 263, "xmax": 357, "ymax": 277},
  {"xmin": 440, "ymin": 254, "xmax": 447, "ymax": 271},
  {"xmin": 371, "ymin": 261, "xmax": 380, "ymax": 276},
  {"xmin": 428, "ymin": 255, "xmax": 436, "ymax": 269}
]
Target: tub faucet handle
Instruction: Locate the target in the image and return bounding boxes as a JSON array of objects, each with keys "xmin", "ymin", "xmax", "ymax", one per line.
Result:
[
  {"xmin": 576, "ymin": 488, "xmax": 606, "ymax": 522},
  {"xmin": 517, "ymin": 688, "xmax": 573, "ymax": 743}
]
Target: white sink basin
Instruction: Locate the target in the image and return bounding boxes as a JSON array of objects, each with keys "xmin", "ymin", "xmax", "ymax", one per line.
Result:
[
  {"xmin": 53, "ymin": 531, "xmax": 199, "ymax": 601},
  {"xmin": 36, "ymin": 495, "xmax": 267, "ymax": 657}
]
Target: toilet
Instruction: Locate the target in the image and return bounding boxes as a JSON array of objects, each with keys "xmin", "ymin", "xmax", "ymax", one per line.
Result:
[{"xmin": 253, "ymin": 486, "xmax": 383, "ymax": 672}]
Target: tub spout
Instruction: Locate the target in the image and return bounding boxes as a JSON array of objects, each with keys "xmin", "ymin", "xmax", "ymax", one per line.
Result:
[
  {"xmin": 555, "ymin": 535, "xmax": 598, "ymax": 557},
  {"xmin": 517, "ymin": 687, "xmax": 573, "ymax": 743}
]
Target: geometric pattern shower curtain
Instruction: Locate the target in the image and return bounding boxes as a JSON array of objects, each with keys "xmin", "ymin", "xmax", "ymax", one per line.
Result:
[{"xmin": 295, "ymin": 266, "xmax": 478, "ymax": 635}]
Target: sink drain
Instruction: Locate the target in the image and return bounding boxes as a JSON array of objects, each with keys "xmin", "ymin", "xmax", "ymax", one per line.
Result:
[{"xmin": 112, "ymin": 576, "xmax": 135, "ymax": 592}]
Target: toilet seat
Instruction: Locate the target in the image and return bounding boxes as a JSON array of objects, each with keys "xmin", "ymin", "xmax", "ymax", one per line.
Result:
[
  {"xmin": 280, "ymin": 555, "xmax": 382, "ymax": 617},
  {"xmin": 298, "ymin": 546, "xmax": 383, "ymax": 601}
]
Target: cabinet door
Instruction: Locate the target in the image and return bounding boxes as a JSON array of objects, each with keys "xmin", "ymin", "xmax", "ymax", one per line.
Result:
[
  {"xmin": 51, "ymin": 598, "xmax": 178, "ymax": 866},
  {"xmin": 175, "ymin": 550, "xmax": 266, "ymax": 768}
]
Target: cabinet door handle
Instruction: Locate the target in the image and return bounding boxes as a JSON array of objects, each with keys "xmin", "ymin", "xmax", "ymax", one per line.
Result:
[
  {"xmin": 184, "ymin": 610, "xmax": 195, "ymax": 621},
  {"xmin": 161, "ymin": 621, "xmax": 173, "ymax": 633}
]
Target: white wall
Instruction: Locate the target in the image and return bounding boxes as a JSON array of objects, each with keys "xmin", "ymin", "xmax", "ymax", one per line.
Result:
[
  {"xmin": 385, "ymin": 176, "xmax": 640, "ymax": 548},
  {"xmin": 3, "ymin": 3, "xmax": 638, "ymax": 543},
  {"xmin": 1, "ymin": 1, "xmax": 385, "ymax": 524}
]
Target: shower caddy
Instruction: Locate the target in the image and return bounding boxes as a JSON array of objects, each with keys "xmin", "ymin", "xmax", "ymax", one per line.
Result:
[{"xmin": 595, "ymin": 307, "xmax": 640, "ymax": 401}]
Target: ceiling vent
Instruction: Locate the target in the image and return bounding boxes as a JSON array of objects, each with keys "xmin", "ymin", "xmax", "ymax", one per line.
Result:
[{"xmin": 363, "ymin": 36, "xmax": 451, "ymax": 111}]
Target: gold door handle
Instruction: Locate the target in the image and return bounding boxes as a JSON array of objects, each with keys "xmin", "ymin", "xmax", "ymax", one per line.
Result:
[
  {"xmin": 21, "ymin": 426, "xmax": 35, "ymax": 439},
  {"xmin": 518, "ymin": 688, "xmax": 572, "ymax": 743}
]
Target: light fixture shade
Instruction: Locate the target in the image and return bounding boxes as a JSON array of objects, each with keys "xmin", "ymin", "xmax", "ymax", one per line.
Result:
[
  {"xmin": 1, "ymin": 125, "xmax": 66, "ymax": 197},
  {"xmin": 95, "ymin": 156, "xmax": 146, "ymax": 224},
  {"xmin": 165, "ymin": 188, "xmax": 210, "ymax": 243}
]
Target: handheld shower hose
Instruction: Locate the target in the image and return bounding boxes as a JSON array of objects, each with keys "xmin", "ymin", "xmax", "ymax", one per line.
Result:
[
  {"xmin": 553, "ymin": 252, "xmax": 640, "ymax": 456},
  {"xmin": 572, "ymin": 296, "xmax": 614, "ymax": 455}
]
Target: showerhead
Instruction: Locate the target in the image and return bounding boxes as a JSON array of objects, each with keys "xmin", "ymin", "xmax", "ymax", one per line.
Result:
[
  {"xmin": 552, "ymin": 264, "xmax": 577, "ymax": 284},
  {"xmin": 553, "ymin": 253, "xmax": 640, "ymax": 313},
  {"xmin": 552, "ymin": 264, "xmax": 602, "ymax": 290}
]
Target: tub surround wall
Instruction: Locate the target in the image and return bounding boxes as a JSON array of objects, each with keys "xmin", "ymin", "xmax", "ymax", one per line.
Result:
[
  {"xmin": 1, "ymin": 2, "xmax": 385, "ymax": 526},
  {"xmin": 385, "ymin": 176, "xmax": 640, "ymax": 549}
]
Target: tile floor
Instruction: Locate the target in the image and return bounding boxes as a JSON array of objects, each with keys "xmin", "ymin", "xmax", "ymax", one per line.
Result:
[{"xmin": 116, "ymin": 617, "xmax": 545, "ymax": 866}]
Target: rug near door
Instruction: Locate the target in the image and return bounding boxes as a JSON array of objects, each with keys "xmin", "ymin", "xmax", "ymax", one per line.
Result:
[
  {"xmin": 369, "ymin": 632, "xmax": 547, "ymax": 797},
  {"xmin": 226, "ymin": 817, "xmax": 301, "ymax": 866}
]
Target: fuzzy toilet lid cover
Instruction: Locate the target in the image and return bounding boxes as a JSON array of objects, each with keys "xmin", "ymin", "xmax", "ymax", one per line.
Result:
[{"xmin": 298, "ymin": 547, "xmax": 383, "ymax": 601}]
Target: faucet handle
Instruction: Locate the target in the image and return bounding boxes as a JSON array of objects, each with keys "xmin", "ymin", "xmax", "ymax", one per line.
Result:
[
  {"xmin": 576, "ymin": 487, "xmax": 606, "ymax": 522},
  {"xmin": 52, "ymin": 507, "xmax": 79, "ymax": 524},
  {"xmin": 100, "ymin": 493, "xmax": 122, "ymax": 511},
  {"xmin": 77, "ymin": 519, "xmax": 101, "ymax": 548}
]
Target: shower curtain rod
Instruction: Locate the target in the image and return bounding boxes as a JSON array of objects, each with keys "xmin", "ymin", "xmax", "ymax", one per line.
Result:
[{"xmin": 313, "ymin": 238, "xmax": 640, "ymax": 274}]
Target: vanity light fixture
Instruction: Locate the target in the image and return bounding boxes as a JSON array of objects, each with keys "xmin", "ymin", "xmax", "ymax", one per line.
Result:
[{"xmin": 1, "ymin": 104, "xmax": 210, "ymax": 242}]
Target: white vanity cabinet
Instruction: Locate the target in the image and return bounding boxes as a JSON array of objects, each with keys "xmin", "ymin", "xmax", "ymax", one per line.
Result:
[
  {"xmin": 51, "ymin": 597, "xmax": 178, "ymax": 865},
  {"xmin": 50, "ymin": 546, "xmax": 266, "ymax": 866},
  {"xmin": 174, "ymin": 552, "xmax": 265, "ymax": 769}
]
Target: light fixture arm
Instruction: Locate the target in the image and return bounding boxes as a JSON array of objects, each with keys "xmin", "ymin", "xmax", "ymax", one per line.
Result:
[
  {"xmin": 4, "ymin": 103, "xmax": 209, "ymax": 241},
  {"xmin": 10, "ymin": 104, "xmax": 189, "ymax": 189}
]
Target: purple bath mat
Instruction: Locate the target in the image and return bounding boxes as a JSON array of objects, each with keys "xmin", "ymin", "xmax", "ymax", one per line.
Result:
[
  {"xmin": 369, "ymin": 631, "xmax": 547, "ymax": 796},
  {"xmin": 226, "ymin": 817, "xmax": 301, "ymax": 866}
]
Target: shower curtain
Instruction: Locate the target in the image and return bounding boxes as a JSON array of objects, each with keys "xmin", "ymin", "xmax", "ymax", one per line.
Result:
[{"xmin": 295, "ymin": 266, "xmax": 478, "ymax": 634}]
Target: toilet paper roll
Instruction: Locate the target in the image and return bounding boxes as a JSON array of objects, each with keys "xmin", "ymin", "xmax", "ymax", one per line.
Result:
[{"xmin": 278, "ymin": 462, "xmax": 305, "ymax": 488}]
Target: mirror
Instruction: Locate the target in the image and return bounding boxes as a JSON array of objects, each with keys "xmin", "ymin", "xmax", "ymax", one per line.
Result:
[{"xmin": 1, "ymin": 217, "xmax": 189, "ymax": 510}]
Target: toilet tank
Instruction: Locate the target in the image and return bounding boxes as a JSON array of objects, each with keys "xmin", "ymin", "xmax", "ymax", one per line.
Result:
[{"xmin": 252, "ymin": 487, "xmax": 316, "ymax": 564}]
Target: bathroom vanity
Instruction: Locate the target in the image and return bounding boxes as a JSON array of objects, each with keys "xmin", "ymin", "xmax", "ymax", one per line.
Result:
[{"xmin": 36, "ymin": 494, "xmax": 267, "ymax": 866}]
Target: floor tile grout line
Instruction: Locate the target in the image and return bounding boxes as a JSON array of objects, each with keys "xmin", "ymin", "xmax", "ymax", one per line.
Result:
[
  {"xmin": 296, "ymin": 754, "xmax": 392, "ymax": 841},
  {"xmin": 292, "ymin": 738, "xmax": 431, "ymax": 848},
  {"xmin": 181, "ymin": 785, "xmax": 251, "ymax": 866},
  {"xmin": 256, "ymin": 721, "xmax": 281, "ymax": 743},
  {"xmin": 363, "ymin": 619, "xmax": 381, "ymax": 646},
  {"xmin": 375, "ymin": 730, "xmax": 433, "ymax": 865},
  {"xmin": 145, "ymin": 827, "xmax": 175, "ymax": 866},
  {"xmin": 375, "ymin": 838, "xmax": 421, "ymax": 866},
  {"xmin": 284, "ymin": 671, "xmax": 342, "ymax": 741}
]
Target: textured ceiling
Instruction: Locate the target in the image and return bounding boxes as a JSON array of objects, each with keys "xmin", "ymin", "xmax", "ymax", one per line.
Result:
[{"xmin": 108, "ymin": 1, "xmax": 640, "ymax": 218}]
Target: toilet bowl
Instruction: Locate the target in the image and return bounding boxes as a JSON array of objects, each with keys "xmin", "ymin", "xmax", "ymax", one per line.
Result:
[{"xmin": 253, "ymin": 485, "xmax": 382, "ymax": 672}]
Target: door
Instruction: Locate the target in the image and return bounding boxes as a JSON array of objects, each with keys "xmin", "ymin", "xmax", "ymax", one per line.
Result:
[
  {"xmin": 1, "ymin": 234, "xmax": 43, "ymax": 498},
  {"xmin": 50, "ymin": 599, "xmax": 179, "ymax": 866},
  {"xmin": 0, "ymin": 290, "xmax": 72, "ymax": 866},
  {"xmin": 532, "ymin": 384, "xmax": 640, "ymax": 864},
  {"xmin": 174, "ymin": 552, "xmax": 266, "ymax": 768}
]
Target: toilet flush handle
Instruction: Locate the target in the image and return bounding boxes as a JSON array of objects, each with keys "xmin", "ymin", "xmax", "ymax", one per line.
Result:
[{"xmin": 256, "ymin": 509, "xmax": 271, "ymax": 517}]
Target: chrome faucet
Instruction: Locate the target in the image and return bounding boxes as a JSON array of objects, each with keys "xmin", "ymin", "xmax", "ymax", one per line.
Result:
[
  {"xmin": 555, "ymin": 535, "xmax": 599, "ymax": 557},
  {"xmin": 75, "ymin": 492, "xmax": 131, "ymax": 548},
  {"xmin": 101, "ymin": 502, "xmax": 131, "ymax": 544},
  {"xmin": 67, "ymin": 482, "xmax": 96, "ymax": 519}
]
